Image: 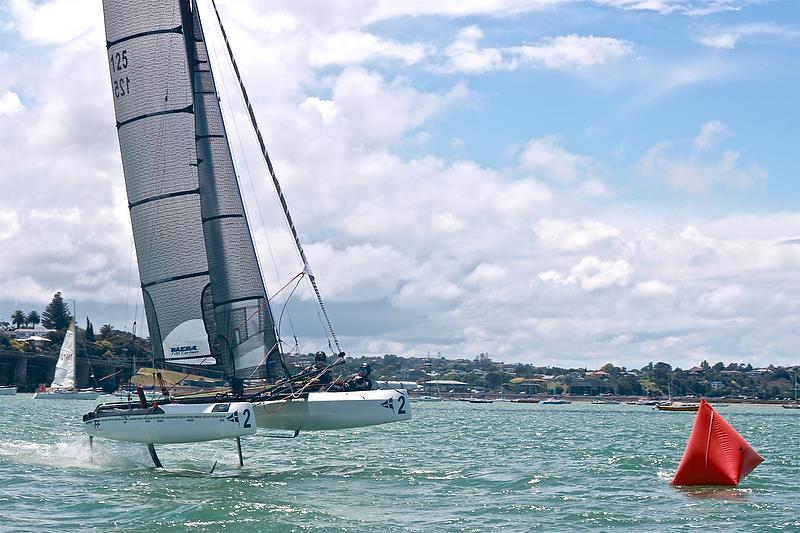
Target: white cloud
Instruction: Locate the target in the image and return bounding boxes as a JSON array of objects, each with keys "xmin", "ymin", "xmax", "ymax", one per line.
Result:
[
  {"xmin": 0, "ymin": 90, "xmax": 24, "ymax": 115},
  {"xmin": 511, "ymin": 34, "xmax": 633, "ymax": 69},
  {"xmin": 535, "ymin": 218, "xmax": 621, "ymax": 252},
  {"xmin": 310, "ymin": 30, "xmax": 429, "ymax": 66},
  {"xmin": 632, "ymin": 279, "xmax": 676, "ymax": 298},
  {"xmin": 539, "ymin": 256, "xmax": 633, "ymax": 291},
  {"xmin": 698, "ymin": 33, "xmax": 738, "ymax": 49},
  {"xmin": 694, "ymin": 120, "xmax": 732, "ymax": 150},
  {"xmin": 698, "ymin": 285, "xmax": 749, "ymax": 316},
  {"xmin": 640, "ymin": 143, "xmax": 767, "ymax": 193},
  {"xmin": 331, "ymin": 67, "xmax": 468, "ymax": 145},
  {"xmin": 299, "ymin": 96, "xmax": 339, "ymax": 125},
  {"xmin": 440, "ymin": 27, "xmax": 631, "ymax": 74},
  {"xmin": 7, "ymin": 0, "xmax": 101, "ymax": 47},
  {"xmin": 442, "ymin": 25, "xmax": 507, "ymax": 74},
  {"xmin": 696, "ymin": 23, "xmax": 800, "ymax": 50},
  {"xmin": 519, "ymin": 136, "xmax": 590, "ymax": 183}
]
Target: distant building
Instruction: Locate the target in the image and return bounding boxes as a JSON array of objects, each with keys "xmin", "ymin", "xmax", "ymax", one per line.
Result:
[{"xmin": 11, "ymin": 325, "xmax": 56, "ymax": 340}]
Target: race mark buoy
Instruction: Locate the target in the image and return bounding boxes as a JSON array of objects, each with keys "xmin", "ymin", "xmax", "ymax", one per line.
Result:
[{"xmin": 671, "ymin": 399, "xmax": 763, "ymax": 486}]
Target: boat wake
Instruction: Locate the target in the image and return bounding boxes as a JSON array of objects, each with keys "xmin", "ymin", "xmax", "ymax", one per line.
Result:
[{"xmin": 0, "ymin": 437, "xmax": 118, "ymax": 470}]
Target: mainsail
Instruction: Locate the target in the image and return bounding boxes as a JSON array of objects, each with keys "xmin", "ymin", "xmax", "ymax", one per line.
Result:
[
  {"xmin": 103, "ymin": 0, "xmax": 280, "ymax": 379},
  {"xmin": 51, "ymin": 321, "xmax": 76, "ymax": 390}
]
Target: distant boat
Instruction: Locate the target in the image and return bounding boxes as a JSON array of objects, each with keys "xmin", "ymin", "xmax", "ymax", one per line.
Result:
[
  {"xmin": 627, "ymin": 398, "xmax": 659, "ymax": 405},
  {"xmin": 414, "ymin": 395, "xmax": 443, "ymax": 402},
  {"xmin": 540, "ymin": 397, "xmax": 571, "ymax": 405},
  {"xmin": 0, "ymin": 386, "xmax": 16, "ymax": 396},
  {"xmin": 656, "ymin": 403, "xmax": 699, "ymax": 412},
  {"xmin": 592, "ymin": 399, "xmax": 620, "ymax": 404},
  {"xmin": 33, "ymin": 321, "xmax": 101, "ymax": 400}
]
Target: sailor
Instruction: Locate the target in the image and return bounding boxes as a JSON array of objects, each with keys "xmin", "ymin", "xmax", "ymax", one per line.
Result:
[
  {"xmin": 343, "ymin": 362, "xmax": 373, "ymax": 391},
  {"xmin": 302, "ymin": 351, "xmax": 332, "ymax": 390}
]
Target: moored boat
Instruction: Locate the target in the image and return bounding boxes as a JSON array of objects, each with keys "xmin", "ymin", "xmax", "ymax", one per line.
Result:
[
  {"xmin": 540, "ymin": 397, "xmax": 571, "ymax": 404},
  {"xmin": 656, "ymin": 403, "xmax": 699, "ymax": 412},
  {"xmin": 0, "ymin": 386, "xmax": 17, "ymax": 396}
]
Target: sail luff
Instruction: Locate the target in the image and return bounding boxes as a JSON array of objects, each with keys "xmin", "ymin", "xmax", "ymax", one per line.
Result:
[
  {"xmin": 51, "ymin": 321, "xmax": 76, "ymax": 390},
  {"xmin": 190, "ymin": 2, "xmax": 281, "ymax": 380}
]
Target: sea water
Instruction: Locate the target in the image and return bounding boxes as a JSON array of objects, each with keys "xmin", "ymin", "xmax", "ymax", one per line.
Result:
[{"xmin": 0, "ymin": 396, "xmax": 798, "ymax": 532}]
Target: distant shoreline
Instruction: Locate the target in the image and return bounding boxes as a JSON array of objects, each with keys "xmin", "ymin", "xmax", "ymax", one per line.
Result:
[{"xmin": 413, "ymin": 392, "xmax": 795, "ymax": 406}]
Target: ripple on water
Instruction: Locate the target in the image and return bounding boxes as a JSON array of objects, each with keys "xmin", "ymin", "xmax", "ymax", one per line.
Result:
[{"xmin": 1, "ymin": 399, "xmax": 798, "ymax": 532}]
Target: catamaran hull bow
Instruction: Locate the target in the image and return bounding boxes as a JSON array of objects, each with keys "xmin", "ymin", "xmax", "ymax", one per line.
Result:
[
  {"xmin": 84, "ymin": 401, "xmax": 257, "ymax": 444},
  {"xmin": 255, "ymin": 389, "xmax": 411, "ymax": 431}
]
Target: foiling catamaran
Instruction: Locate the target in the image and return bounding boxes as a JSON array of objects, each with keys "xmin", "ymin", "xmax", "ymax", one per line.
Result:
[{"xmin": 83, "ymin": 0, "xmax": 410, "ymax": 467}]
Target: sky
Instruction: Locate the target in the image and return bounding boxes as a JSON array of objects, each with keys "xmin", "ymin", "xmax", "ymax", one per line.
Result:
[{"xmin": 0, "ymin": 0, "xmax": 798, "ymax": 370}]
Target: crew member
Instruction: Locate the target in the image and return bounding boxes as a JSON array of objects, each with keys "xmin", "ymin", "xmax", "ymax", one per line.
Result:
[
  {"xmin": 302, "ymin": 351, "xmax": 332, "ymax": 390},
  {"xmin": 343, "ymin": 362, "xmax": 373, "ymax": 391}
]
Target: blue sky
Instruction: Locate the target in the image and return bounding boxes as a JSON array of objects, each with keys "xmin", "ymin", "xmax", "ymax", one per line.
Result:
[{"xmin": 0, "ymin": 0, "xmax": 798, "ymax": 369}]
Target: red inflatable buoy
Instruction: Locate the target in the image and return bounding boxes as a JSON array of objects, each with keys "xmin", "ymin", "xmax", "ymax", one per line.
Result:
[{"xmin": 671, "ymin": 399, "xmax": 763, "ymax": 486}]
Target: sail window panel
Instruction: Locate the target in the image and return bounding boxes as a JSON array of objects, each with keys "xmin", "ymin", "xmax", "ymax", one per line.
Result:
[
  {"xmin": 107, "ymin": 33, "xmax": 193, "ymax": 125},
  {"xmin": 103, "ymin": 0, "xmax": 184, "ymax": 45},
  {"xmin": 130, "ymin": 195, "xmax": 209, "ymax": 285},
  {"xmin": 196, "ymin": 93, "xmax": 226, "ymax": 135},
  {"xmin": 204, "ymin": 217, "xmax": 266, "ymax": 301},
  {"xmin": 118, "ymin": 114, "xmax": 198, "ymax": 205},
  {"xmin": 198, "ymin": 139, "xmax": 247, "ymax": 218},
  {"xmin": 193, "ymin": 69, "xmax": 215, "ymax": 95},
  {"xmin": 145, "ymin": 275, "xmax": 213, "ymax": 360}
]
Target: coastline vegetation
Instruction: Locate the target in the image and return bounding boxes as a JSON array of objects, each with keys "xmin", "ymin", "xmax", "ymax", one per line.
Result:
[{"xmin": 2, "ymin": 294, "xmax": 796, "ymax": 400}]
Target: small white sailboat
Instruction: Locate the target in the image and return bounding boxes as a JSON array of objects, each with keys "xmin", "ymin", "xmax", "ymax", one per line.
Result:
[
  {"xmin": 33, "ymin": 321, "xmax": 101, "ymax": 400},
  {"xmin": 83, "ymin": 0, "xmax": 410, "ymax": 466}
]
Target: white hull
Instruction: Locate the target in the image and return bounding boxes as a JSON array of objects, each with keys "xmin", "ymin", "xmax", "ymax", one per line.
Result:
[
  {"xmin": 33, "ymin": 390, "xmax": 101, "ymax": 400},
  {"xmin": 0, "ymin": 386, "xmax": 17, "ymax": 396},
  {"xmin": 255, "ymin": 389, "xmax": 411, "ymax": 431},
  {"xmin": 113, "ymin": 389, "xmax": 166, "ymax": 401},
  {"xmin": 85, "ymin": 402, "xmax": 257, "ymax": 444}
]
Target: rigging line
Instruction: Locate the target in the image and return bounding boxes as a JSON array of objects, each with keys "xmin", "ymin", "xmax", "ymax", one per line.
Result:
[
  {"xmin": 209, "ymin": 0, "xmax": 340, "ymax": 353},
  {"xmin": 276, "ymin": 273, "xmax": 304, "ymax": 343}
]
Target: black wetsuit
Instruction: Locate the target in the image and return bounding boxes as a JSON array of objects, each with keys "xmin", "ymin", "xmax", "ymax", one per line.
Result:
[
  {"xmin": 302, "ymin": 365, "xmax": 332, "ymax": 388},
  {"xmin": 343, "ymin": 374, "xmax": 373, "ymax": 391}
]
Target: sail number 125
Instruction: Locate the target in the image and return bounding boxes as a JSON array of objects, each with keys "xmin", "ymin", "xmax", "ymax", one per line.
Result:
[{"xmin": 110, "ymin": 49, "xmax": 130, "ymax": 98}]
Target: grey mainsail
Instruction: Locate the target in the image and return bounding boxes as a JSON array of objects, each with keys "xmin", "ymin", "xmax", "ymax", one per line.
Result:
[
  {"xmin": 103, "ymin": 0, "xmax": 280, "ymax": 377},
  {"xmin": 190, "ymin": 5, "xmax": 280, "ymax": 379}
]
